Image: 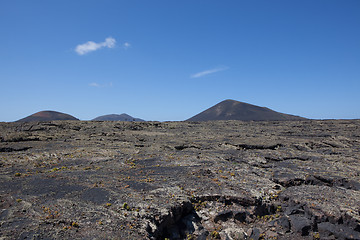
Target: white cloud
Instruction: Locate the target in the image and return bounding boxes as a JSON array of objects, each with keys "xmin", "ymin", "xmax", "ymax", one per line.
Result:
[
  {"xmin": 89, "ymin": 82, "xmax": 100, "ymax": 87},
  {"xmin": 89, "ymin": 82, "xmax": 113, "ymax": 88},
  {"xmin": 75, "ymin": 37, "xmax": 116, "ymax": 55},
  {"xmin": 123, "ymin": 42, "xmax": 131, "ymax": 49},
  {"xmin": 190, "ymin": 66, "xmax": 229, "ymax": 78}
]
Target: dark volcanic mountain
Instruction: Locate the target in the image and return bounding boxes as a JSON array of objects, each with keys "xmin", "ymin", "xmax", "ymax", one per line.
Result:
[
  {"xmin": 187, "ymin": 99, "xmax": 306, "ymax": 121},
  {"xmin": 17, "ymin": 111, "xmax": 79, "ymax": 122},
  {"xmin": 92, "ymin": 114, "xmax": 145, "ymax": 122}
]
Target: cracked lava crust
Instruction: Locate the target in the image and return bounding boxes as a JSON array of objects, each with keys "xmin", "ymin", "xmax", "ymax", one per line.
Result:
[{"xmin": 0, "ymin": 120, "xmax": 359, "ymax": 239}]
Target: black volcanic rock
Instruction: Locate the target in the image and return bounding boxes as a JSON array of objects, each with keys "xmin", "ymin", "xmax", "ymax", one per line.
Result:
[
  {"xmin": 0, "ymin": 119, "xmax": 359, "ymax": 239},
  {"xmin": 92, "ymin": 114, "xmax": 144, "ymax": 122},
  {"xmin": 16, "ymin": 111, "xmax": 79, "ymax": 122},
  {"xmin": 187, "ymin": 99, "xmax": 306, "ymax": 121}
]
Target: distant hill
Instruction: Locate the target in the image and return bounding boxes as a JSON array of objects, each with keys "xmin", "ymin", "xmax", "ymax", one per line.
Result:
[
  {"xmin": 92, "ymin": 114, "xmax": 145, "ymax": 122},
  {"xmin": 187, "ymin": 99, "xmax": 306, "ymax": 121},
  {"xmin": 17, "ymin": 111, "xmax": 79, "ymax": 122}
]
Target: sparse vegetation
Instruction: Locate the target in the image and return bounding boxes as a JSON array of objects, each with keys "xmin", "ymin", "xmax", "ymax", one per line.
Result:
[
  {"xmin": 71, "ymin": 222, "xmax": 79, "ymax": 228},
  {"xmin": 123, "ymin": 203, "xmax": 130, "ymax": 211},
  {"xmin": 211, "ymin": 230, "xmax": 220, "ymax": 239},
  {"xmin": 0, "ymin": 120, "xmax": 359, "ymax": 239}
]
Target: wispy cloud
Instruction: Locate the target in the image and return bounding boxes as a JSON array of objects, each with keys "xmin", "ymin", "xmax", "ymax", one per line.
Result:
[
  {"xmin": 123, "ymin": 42, "xmax": 131, "ymax": 49},
  {"xmin": 75, "ymin": 37, "xmax": 116, "ymax": 55},
  {"xmin": 89, "ymin": 82, "xmax": 113, "ymax": 88},
  {"xmin": 89, "ymin": 82, "xmax": 100, "ymax": 87},
  {"xmin": 190, "ymin": 66, "xmax": 229, "ymax": 78}
]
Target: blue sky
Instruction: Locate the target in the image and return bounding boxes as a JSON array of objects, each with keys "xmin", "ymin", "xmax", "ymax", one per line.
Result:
[{"xmin": 1, "ymin": 0, "xmax": 359, "ymax": 121}]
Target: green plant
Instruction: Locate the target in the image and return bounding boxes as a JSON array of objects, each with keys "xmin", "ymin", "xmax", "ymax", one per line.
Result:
[
  {"xmin": 123, "ymin": 202, "xmax": 130, "ymax": 210},
  {"xmin": 72, "ymin": 222, "xmax": 79, "ymax": 228},
  {"xmin": 313, "ymin": 232, "xmax": 320, "ymax": 239},
  {"xmin": 186, "ymin": 234, "xmax": 195, "ymax": 240},
  {"xmin": 211, "ymin": 230, "xmax": 220, "ymax": 239}
]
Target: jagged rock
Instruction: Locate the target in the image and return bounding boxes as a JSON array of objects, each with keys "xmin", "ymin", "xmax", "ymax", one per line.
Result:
[
  {"xmin": 274, "ymin": 216, "xmax": 291, "ymax": 232},
  {"xmin": 289, "ymin": 214, "xmax": 312, "ymax": 236},
  {"xmin": 318, "ymin": 222, "xmax": 360, "ymax": 240},
  {"xmin": 233, "ymin": 211, "xmax": 247, "ymax": 223},
  {"xmin": 248, "ymin": 228, "xmax": 261, "ymax": 240},
  {"xmin": 0, "ymin": 147, "xmax": 31, "ymax": 152},
  {"xmin": 214, "ymin": 210, "xmax": 233, "ymax": 223},
  {"xmin": 222, "ymin": 225, "xmax": 246, "ymax": 240},
  {"xmin": 285, "ymin": 203, "xmax": 306, "ymax": 216}
]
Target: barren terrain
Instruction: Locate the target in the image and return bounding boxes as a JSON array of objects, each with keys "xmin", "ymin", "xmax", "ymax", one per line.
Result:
[{"xmin": 0, "ymin": 120, "xmax": 359, "ymax": 239}]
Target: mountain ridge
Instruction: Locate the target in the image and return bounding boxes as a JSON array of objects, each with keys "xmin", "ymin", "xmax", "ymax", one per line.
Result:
[
  {"xmin": 16, "ymin": 111, "xmax": 79, "ymax": 122},
  {"xmin": 187, "ymin": 99, "xmax": 306, "ymax": 121},
  {"xmin": 92, "ymin": 113, "xmax": 145, "ymax": 122}
]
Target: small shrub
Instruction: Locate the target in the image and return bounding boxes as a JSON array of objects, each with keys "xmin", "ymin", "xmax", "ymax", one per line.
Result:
[
  {"xmin": 123, "ymin": 202, "xmax": 130, "ymax": 211},
  {"xmin": 313, "ymin": 232, "xmax": 320, "ymax": 239},
  {"xmin": 71, "ymin": 222, "xmax": 79, "ymax": 228},
  {"xmin": 211, "ymin": 230, "xmax": 220, "ymax": 239}
]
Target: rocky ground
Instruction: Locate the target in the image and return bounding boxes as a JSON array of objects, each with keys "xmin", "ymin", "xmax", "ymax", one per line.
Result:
[{"xmin": 0, "ymin": 120, "xmax": 359, "ymax": 240}]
